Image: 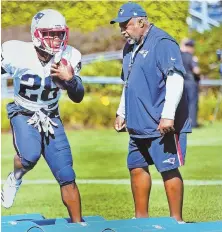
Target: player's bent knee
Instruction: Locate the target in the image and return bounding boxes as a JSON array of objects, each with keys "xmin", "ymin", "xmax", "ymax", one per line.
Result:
[
  {"xmin": 20, "ymin": 150, "xmax": 41, "ymax": 169},
  {"xmin": 56, "ymin": 165, "xmax": 76, "ymax": 186},
  {"xmin": 21, "ymin": 157, "xmax": 38, "ymax": 170}
]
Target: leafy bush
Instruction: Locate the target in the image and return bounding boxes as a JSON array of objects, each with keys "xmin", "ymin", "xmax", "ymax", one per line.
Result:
[
  {"xmin": 198, "ymin": 88, "xmax": 222, "ymax": 122},
  {"xmin": 83, "ymin": 83, "xmax": 122, "ymax": 97},
  {"xmin": 81, "ymin": 60, "xmax": 122, "ymax": 77},
  {"xmin": 1, "ymin": 99, "xmax": 10, "ymax": 132},
  {"xmin": 59, "ymin": 93, "xmax": 120, "ymax": 129}
]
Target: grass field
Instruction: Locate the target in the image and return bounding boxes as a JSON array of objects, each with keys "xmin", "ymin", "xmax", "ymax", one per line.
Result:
[{"xmin": 1, "ymin": 122, "xmax": 222, "ymax": 222}]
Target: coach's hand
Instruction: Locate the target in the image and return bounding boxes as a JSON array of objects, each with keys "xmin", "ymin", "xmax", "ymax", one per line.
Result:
[
  {"xmin": 157, "ymin": 118, "xmax": 175, "ymax": 136},
  {"xmin": 114, "ymin": 115, "xmax": 126, "ymax": 132}
]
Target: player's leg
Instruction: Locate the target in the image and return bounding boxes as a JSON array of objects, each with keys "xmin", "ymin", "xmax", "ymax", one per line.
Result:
[
  {"xmin": 128, "ymin": 138, "xmax": 153, "ymax": 218},
  {"xmin": 149, "ymin": 133, "xmax": 187, "ymax": 222},
  {"xmin": 43, "ymin": 117, "xmax": 82, "ymax": 223},
  {"xmin": 2, "ymin": 114, "xmax": 42, "ymax": 208}
]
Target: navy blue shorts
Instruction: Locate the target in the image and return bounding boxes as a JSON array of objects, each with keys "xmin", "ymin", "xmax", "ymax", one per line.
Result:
[
  {"xmin": 10, "ymin": 114, "xmax": 76, "ymax": 186},
  {"xmin": 127, "ymin": 133, "xmax": 187, "ymax": 172}
]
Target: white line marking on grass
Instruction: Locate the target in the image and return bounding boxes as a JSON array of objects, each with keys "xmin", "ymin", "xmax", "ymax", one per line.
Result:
[{"xmin": 1, "ymin": 179, "xmax": 222, "ymax": 186}]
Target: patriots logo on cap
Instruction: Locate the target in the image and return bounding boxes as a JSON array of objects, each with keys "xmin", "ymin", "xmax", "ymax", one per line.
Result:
[{"xmin": 119, "ymin": 8, "xmax": 124, "ymax": 15}]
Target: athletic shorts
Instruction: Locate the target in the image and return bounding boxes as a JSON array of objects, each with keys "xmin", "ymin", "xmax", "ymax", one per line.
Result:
[{"xmin": 127, "ymin": 133, "xmax": 187, "ymax": 172}]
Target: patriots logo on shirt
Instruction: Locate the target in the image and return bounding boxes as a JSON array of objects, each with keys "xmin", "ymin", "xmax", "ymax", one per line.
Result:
[{"xmin": 139, "ymin": 50, "xmax": 149, "ymax": 58}]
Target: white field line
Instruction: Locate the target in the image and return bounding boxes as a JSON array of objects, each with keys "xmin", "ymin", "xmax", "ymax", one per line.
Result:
[{"xmin": 1, "ymin": 179, "xmax": 222, "ymax": 186}]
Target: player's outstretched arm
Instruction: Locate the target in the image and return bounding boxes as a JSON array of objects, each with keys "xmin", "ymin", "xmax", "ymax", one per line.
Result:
[{"xmin": 65, "ymin": 76, "xmax": 84, "ymax": 103}]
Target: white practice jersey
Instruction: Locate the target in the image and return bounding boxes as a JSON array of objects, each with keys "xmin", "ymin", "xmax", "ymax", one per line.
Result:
[{"xmin": 2, "ymin": 40, "xmax": 82, "ymax": 112}]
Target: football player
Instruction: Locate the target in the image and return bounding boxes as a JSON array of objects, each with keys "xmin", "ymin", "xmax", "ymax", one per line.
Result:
[{"xmin": 1, "ymin": 9, "xmax": 84, "ymax": 223}]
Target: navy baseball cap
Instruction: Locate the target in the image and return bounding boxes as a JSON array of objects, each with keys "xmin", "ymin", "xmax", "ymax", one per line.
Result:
[
  {"xmin": 110, "ymin": 2, "xmax": 147, "ymax": 24},
  {"xmin": 185, "ymin": 39, "xmax": 195, "ymax": 47}
]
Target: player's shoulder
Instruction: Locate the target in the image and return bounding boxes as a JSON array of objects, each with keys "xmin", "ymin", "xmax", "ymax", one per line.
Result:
[
  {"xmin": 2, "ymin": 40, "xmax": 35, "ymax": 61},
  {"xmin": 154, "ymin": 26, "xmax": 176, "ymax": 42},
  {"xmin": 62, "ymin": 45, "xmax": 81, "ymax": 67},
  {"xmin": 2, "ymin": 40, "xmax": 33, "ymax": 53},
  {"xmin": 63, "ymin": 45, "xmax": 81, "ymax": 58}
]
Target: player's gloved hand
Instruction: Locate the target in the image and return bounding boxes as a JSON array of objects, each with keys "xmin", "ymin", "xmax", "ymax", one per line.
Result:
[
  {"xmin": 41, "ymin": 113, "xmax": 58, "ymax": 137},
  {"xmin": 27, "ymin": 110, "xmax": 58, "ymax": 137},
  {"xmin": 27, "ymin": 112, "xmax": 42, "ymax": 132}
]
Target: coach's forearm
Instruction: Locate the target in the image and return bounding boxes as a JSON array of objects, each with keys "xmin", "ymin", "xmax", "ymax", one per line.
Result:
[
  {"xmin": 161, "ymin": 72, "xmax": 184, "ymax": 120},
  {"xmin": 65, "ymin": 76, "xmax": 84, "ymax": 103},
  {"xmin": 117, "ymin": 85, "xmax": 125, "ymax": 119}
]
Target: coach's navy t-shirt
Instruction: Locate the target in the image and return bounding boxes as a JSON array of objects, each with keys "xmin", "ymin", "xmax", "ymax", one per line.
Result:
[{"xmin": 121, "ymin": 25, "xmax": 192, "ymax": 138}]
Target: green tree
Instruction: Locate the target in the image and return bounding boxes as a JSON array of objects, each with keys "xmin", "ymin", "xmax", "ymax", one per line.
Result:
[
  {"xmin": 191, "ymin": 26, "xmax": 222, "ymax": 79},
  {"xmin": 2, "ymin": 1, "xmax": 188, "ymax": 43}
]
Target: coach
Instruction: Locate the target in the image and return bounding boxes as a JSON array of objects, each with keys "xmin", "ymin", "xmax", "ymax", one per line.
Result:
[{"xmin": 111, "ymin": 2, "xmax": 191, "ymax": 222}]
